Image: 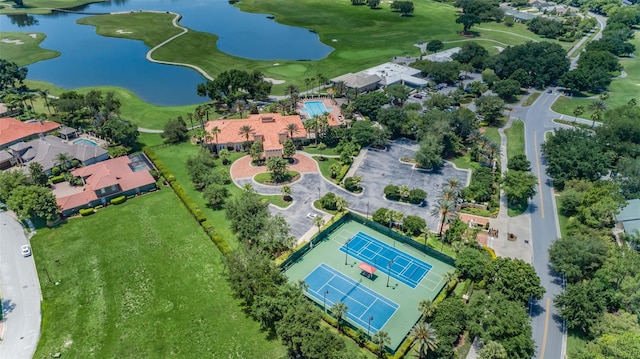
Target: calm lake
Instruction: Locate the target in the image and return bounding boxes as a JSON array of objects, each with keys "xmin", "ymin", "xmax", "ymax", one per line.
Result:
[{"xmin": 1, "ymin": 0, "xmax": 334, "ymax": 106}]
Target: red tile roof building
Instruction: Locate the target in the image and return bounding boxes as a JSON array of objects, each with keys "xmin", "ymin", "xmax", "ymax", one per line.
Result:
[
  {"xmin": 55, "ymin": 156, "xmax": 156, "ymax": 216},
  {"xmin": 0, "ymin": 117, "xmax": 61, "ymax": 149},
  {"xmin": 205, "ymin": 113, "xmax": 307, "ymax": 157}
]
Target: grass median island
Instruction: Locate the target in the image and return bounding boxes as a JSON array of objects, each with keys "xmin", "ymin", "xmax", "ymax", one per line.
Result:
[
  {"xmin": 24, "ymin": 79, "xmax": 202, "ymax": 130},
  {"xmin": 505, "ymin": 119, "xmax": 525, "ymax": 160},
  {"xmin": 31, "ymin": 189, "xmax": 286, "ymax": 358},
  {"xmin": 0, "ymin": 32, "xmax": 60, "ymax": 65}
]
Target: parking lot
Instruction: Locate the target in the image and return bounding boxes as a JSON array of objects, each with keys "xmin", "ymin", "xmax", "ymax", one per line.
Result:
[{"xmin": 232, "ymin": 139, "xmax": 470, "ymax": 239}]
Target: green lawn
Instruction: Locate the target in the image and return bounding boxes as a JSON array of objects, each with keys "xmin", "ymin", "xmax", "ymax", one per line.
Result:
[
  {"xmin": 25, "ymin": 80, "xmax": 203, "ymax": 130},
  {"xmin": 31, "ymin": 189, "xmax": 285, "ymax": 358},
  {"xmin": 552, "ymin": 31, "xmax": 640, "ymax": 118},
  {"xmin": 0, "ymin": 32, "xmax": 59, "ymax": 65},
  {"xmin": 522, "ymin": 91, "xmax": 541, "ymax": 107},
  {"xmin": 313, "ymin": 156, "xmax": 342, "ymax": 183},
  {"xmin": 483, "ymin": 126, "xmax": 501, "ymax": 146},
  {"xmin": 0, "ymin": 0, "xmax": 106, "ymax": 14},
  {"xmin": 153, "ymin": 143, "xmax": 289, "ymax": 235},
  {"xmin": 505, "ymin": 119, "xmax": 525, "ymax": 161},
  {"xmin": 303, "ymin": 145, "xmax": 339, "ymax": 156},
  {"xmin": 254, "ymin": 170, "xmax": 300, "ymax": 185},
  {"xmin": 71, "ymin": 1, "xmax": 562, "ymax": 95}
]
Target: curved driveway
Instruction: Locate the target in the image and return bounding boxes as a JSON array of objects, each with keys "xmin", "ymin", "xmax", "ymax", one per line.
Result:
[{"xmin": 0, "ymin": 211, "xmax": 41, "ymax": 359}]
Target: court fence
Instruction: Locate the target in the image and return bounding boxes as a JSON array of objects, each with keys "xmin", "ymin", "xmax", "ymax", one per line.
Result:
[
  {"xmin": 279, "ymin": 211, "xmax": 455, "ymax": 271},
  {"xmin": 280, "ymin": 211, "xmax": 457, "ymax": 356}
]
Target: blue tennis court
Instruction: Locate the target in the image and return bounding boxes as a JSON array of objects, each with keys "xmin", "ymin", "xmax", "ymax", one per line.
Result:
[
  {"xmin": 340, "ymin": 231, "xmax": 432, "ymax": 288},
  {"xmin": 304, "ymin": 263, "xmax": 399, "ymax": 333}
]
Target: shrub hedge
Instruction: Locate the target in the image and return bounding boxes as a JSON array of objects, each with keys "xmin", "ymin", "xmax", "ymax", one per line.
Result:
[
  {"xmin": 79, "ymin": 208, "xmax": 95, "ymax": 216},
  {"xmin": 50, "ymin": 175, "xmax": 66, "ymax": 184},
  {"xmin": 143, "ymin": 147, "xmax": 232, "ymax": 256},
  {"xmin": 110, "ymin": 196, "xmax": 126, "ymax": 205}
]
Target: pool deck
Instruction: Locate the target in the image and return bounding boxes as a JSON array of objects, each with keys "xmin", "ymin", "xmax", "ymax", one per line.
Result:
[{"xmin": 297, "ymin": 98, "xmax": 344, "ymax": 126}]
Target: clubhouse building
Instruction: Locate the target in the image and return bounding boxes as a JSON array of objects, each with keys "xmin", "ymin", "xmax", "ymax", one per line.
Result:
[{"xmin": 204, "ymin": 113, "xmax": 308, "ymax": 158}]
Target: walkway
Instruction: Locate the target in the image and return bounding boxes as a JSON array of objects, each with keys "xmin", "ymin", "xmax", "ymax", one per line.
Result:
[{"xmin": 142, "ymin": 11, "xmax": 214, "ymax": 81}]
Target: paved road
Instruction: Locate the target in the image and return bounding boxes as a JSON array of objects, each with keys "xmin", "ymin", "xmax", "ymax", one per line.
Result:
[
  {"xmin": 0, "ymin": 211, "xmax": 41, "ymax": 359},
  {"xmin": 512, "ymin": 90, "xmax": 573, "ymax": 359}
]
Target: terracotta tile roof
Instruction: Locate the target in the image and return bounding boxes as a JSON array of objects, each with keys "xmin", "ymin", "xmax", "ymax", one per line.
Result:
[
  {"xmin": 56, "ymin": 156, "xmax": 155, "ymax": 212},
  {"xmin": 0, "ymin": 117, "xmax": 60, "ymax": 147},
  {"xmin": 204, "ymin": 113, "xmax": 307, "ymax": 151}
]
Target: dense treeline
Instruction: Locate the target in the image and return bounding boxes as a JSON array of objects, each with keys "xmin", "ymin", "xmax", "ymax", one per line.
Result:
[
  {"xmin": 543, "ymin": 102, "xmax": 640, "ymax": 357},
  {"xmin": 427, "ymin": 247, "xmax": 543, "ymax": 358},
  {"xmin": 561, "ymin": 6, "xmax": 639, "ymax": 92}
]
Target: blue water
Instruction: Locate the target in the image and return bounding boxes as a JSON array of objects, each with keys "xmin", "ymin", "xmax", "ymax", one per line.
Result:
[
  {"xmin": 73, "ymin": 138, "xmax": 98, "ymax": 146},
  {"xmin": 302, "ymin": 101, "xmax": 332, "ymax": 117},
  {"xmin": 0, "ymin": 0, "xmax": 334, "ymax": 106}
]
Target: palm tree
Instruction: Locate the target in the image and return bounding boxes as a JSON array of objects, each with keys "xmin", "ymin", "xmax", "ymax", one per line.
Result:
[
  {"xmin": 572, "ymin": 105, "xmax": 584, "ymax": 123},
  {"xmin": 443, "ymin": 271, "xmax": 458, "ymax": 285},
  {"xmin": 446, "ymin": 177, "xmax": 461, "ymax": 196},
  {"xmin": 410, "ymin": 322, "xmax": 438, "ymax": 359},
  {"xmin": 372, "ymin": 331, "xmax": 391, "ymax": 359},
  {"xmin": 316, "ymin": 73, "xmax": 327, "ymax": 93},
  {"xmin": 193, "ymin": 128, "xmax": 207, "ymax": 148},
  {"xmin": 281, "ymin": 185, "xmax": 292, "ymax": 201},
  {"xmin": 219, "ymin": 149, "xmax": 230, "ymax": 165},
  {"xmin": 306, "ymin": 117, "xmax": 320, "ymax": 144},
  {"xmin": 334, "ymin": 81, "xmax": 347, "ymax": 98},
  {"xmin": 194, "ymin": 105, "xmax": 206, "ymax": 129},
  {"xmin": 285, "ymin": 123, "xmax": 299, "ymax": 139},
  {"xmin": 304, "ymin": 77, "xmax": 314, "ymax": 95},
  {"xmin": 438, "ymin": 188, "xmax": 457, "ymax": 202},
  {"xmin": 39, "ymin": 89, "xmax": 52, "ymax": 115},
  {"xmin": 431, "ymin": 199, "xmax": 457, "ymax": 237},
  {"xmin": 313, "ymin": 215, "xmax": 325, "ymax": 234},
  {"xmin": 285, "ymin": 84, "xmax": 299, "ymax": 110},
  {"xmin": 55, "ymin": 152, "xmax": 73, "ymax": 172},
  {"xmin": 589, "ymin": 100, "xmax": 607, "ymax": 127},
  {"xmin": 335, "ymin": 196, "xmax": 349, "ymax": 212},
  {"xmin": 599, "ymin": 91, "xmax": 609, "ymax": 101},
  {"xmin": 238, "ymin": 125, "xmax": 254, "ymax": 151},
  {"xmin": 330, "ymin": 301, "xmax": 348, "ymax": 331},
  {"xmin": 186, "ymin": 112, "xmax": 194, "ymax": 129},
  {"xmin": 210, "ymin": 126, "xmax": 221, "ymax": 151},
  {"xmin": 399, "ymin": 185, "xmax": 411, "ymax": 201},
  {"xmin": 235, "ymin": 99, "xmax": 248, "ymax": 118},
  {"xmin": 418, "ymin": 299, "xmax": 437, "ymax": 319}
]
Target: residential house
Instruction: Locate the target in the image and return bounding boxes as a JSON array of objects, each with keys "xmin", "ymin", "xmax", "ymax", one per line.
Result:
[
  {"xmin": 0, "ymin": 117, "xmax": 60, "ymax": 149},
  {"xmin": 204, "ymin": 113, "xmax": 308, "ymax": 158},
  {"xmin": 56, "ymin": 155, "xmax": 157, "ymax": 216},
  {"xmin": 7, "ymin": 135, "xmax": 109, "ymax": 174}
]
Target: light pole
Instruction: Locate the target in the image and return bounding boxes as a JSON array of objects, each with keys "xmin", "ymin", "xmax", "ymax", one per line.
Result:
[
  {"xmin": 345, "ymin": 237, "xmax": 351, "ymax": 265},
  {"xmin": 386, "ymin": 258, "xmax": 395, "ymax": 287},
  {"xmin": 318, "ymin": 187, "xmax": 321, "ymax": 200},
  {"xmin": 368, "ymin": 316, "xmax": 374, "ymax": 336},
  {"xmin": 366, "ymin": 202, "xmax": 369, "ymax": 220},
  {"xmin": 323, "ymin": 289, "xmax": 329, "ymax": 313}
]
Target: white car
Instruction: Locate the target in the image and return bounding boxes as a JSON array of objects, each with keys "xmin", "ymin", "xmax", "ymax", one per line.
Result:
[
  {"xmin": 306, "ymin": 213, "xmax": 318, "ymax": 220},
  {"xmin": 21, "ymin": 244, "xmax": 31, "ymax": 257}
]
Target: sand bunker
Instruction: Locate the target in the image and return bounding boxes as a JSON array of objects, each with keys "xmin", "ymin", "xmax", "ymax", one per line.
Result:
[
  {"xmin": 1, "ymin": 38, "xmax": 24, "ymax": 45},
  {"xmin": 116, "ymin": 29, "xmax": 133, "ymax": 34},
  {"xmin": 28, "ymin": 33, "xmax": 37, "ymax": 38},
  {"xmin": 264, "ymin": 77, "xmax": 285, "ymax": 85}
]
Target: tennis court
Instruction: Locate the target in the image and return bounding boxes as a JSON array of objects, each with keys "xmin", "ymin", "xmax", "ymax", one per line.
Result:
[
  {"xmin": 304, "ymin": 263, "xmax": 398, "ymax": 333},
  {"xmin": 340, "ymin": 231, "xmax": 432, "ymax": 288},
  {"xmin": 284, "ymin": 219, "xmax": 454, "ymax": 351}
]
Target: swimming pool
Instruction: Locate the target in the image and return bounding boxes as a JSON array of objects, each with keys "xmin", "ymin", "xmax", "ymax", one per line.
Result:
[
  {"xmin": 73, "ymin": 138, "xmax": 99, "ymax": 147},
  {"xmin": 303, "ymin": 101, "xmax": 332, "ymax": 118}
]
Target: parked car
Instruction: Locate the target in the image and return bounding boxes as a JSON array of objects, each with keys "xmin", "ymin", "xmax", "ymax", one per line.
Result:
[
  {"xmin": 21, "ymin": 244, "xmax": 31, "ymax": 257},
  {"xmin": 413, "ymin": 93, "xmax": 423, "ymax": 99},
  {"xmin": 307, "ymin": 213, "xmax": 318, "ymax": 220}
]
